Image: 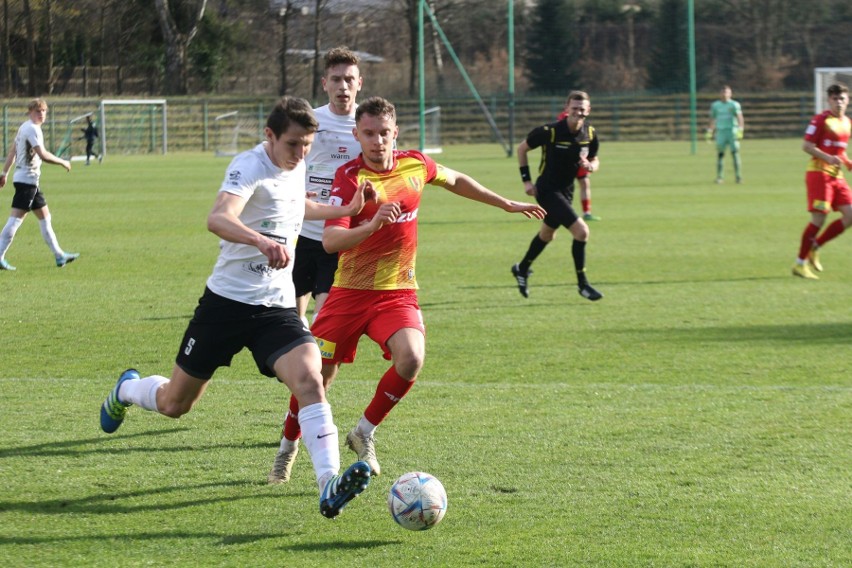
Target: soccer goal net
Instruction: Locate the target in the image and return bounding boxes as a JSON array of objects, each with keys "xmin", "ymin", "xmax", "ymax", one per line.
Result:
[
  {"xmin": 99, "ymin": 99, "xmax": 168, "ymax": 160},
  {"xmin": 814, "ymin": 68, "xmax": 852, "ymax": 114},
  {"xmin": 213, "ymin": 110, "xmax": 262, "ymax": 157},
  {"xmin": 397, "ymin": 106, "xmax": 442, "ymax": 154},
  {"xmin": 56, "ymin": 112, "xmax": 97, "ymax": 162}
]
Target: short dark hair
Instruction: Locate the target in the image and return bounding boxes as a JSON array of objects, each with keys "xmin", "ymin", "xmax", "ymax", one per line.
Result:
[
  {"xmin": 827, "ymin": 83, "xmax": 849, "ymax": 97},
  {"xmin": 266, "ymin": 96, "xmax": 318, "ymax": 137},
  {"xmin": 355, "ymin": 96, "xmax": 396, "ymax": 124},
  {"xmin": 325, "ymin": 47, "xmax": 360, "ymax": 71},
  {"xmin": 566, "ymin": 90, "xmax": 590, "ymax": 104}
]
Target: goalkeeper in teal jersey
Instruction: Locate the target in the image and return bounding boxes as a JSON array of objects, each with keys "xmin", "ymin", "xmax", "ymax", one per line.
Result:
[{"xmin": 706, "ymin": 85, "xmax": 744, "ymax": 184}]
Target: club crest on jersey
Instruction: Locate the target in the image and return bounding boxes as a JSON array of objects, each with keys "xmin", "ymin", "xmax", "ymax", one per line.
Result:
[{"xmin": 408, "ymin": 176, "xmax": 423, "ymax": 192}]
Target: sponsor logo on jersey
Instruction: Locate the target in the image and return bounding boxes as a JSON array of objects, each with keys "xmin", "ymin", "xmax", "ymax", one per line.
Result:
[
  {"xmin": 309, "ymin": 175, "xmax": 334, "ymax": 185},
  {"xmin": 227, "ymin": 169, "xmax": 242, "ymax": 185},
  {"xmin": 395, "ymin": 208, "xmax": 419, "ymax": 223},
  {"xmin": 331, "ymin": 153, "xmax": 350, "ymax": 160},
  {"xmin": 184, "ymin": 337, "xmax": 195, "ymax": 356},
  {"xmin": 243, "ymin": 261, "xmax": 276, "ymax": 277}
]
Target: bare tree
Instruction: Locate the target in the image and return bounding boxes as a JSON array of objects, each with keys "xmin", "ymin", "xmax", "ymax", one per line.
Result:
[
  {"xmin": 22, "ymin": 0, "xmax": 36, "ymax": 96},
  {"xmin": 310, "ymin": 0, "xmax": 329, "ymax": 101},
  {"xmin": 153, "ymin": 0, "xmax": 208, "ymax": 95},
  {"xmin": 276, "ymin": 0, "xmax": 296, "ymax": 95},
  {"xmin": 44, "ymin": 0, "xmax": 56, "ymax": 94},
  {"xmin": 2, "ymin": 0, "xmax": 11, "ymax": 95}
]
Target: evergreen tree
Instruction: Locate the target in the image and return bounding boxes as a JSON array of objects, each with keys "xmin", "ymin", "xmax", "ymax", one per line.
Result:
[
  {"xmin": 647, "ymin": 0, "xmax": 689, "ymax": 93},
  {"xmin": 524, "ymin": 0, "xmax": 579, "ymax": 94}
]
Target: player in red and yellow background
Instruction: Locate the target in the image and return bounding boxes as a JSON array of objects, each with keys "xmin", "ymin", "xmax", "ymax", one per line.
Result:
[
  {"xmin": 273, "ymin": 96, "xmax": 545, "ymax": 478},
  {"xmin": 792, "ymin": 83, "xmax": 852, "ymax": 280}
]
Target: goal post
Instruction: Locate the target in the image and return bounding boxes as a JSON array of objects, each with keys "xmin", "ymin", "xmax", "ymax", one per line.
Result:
[
  {"xmin": 212, "ymin": 110, "xmax": 262, "ymax": 157},
  {"xmin": 99, "ymin": 99, "xmax": 168, "ymax": 160},
  {"xmin": 56, "ymin": 111, "xmax": 95, "ymax": 161},
  {"xmin": 814, "ymin": 68, "xmax": 852, "ymax": 114},
  {"xmin": 397, "ymin": 106, "xmax": 442, "ymax": 154}
]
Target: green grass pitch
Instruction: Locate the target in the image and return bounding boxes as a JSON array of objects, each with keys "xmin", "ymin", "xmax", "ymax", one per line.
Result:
[{"xmin": 0, "ymin": 140, "xmax": 849, "ymax": 567}]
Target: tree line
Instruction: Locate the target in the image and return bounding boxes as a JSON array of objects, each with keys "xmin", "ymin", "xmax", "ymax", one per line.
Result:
[{"xmin": 2, "ymin": 0, "xmax": 852, "ymax": 101}]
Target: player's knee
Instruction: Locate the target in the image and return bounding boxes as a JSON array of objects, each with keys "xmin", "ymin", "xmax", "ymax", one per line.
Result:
[
  {"xmin": 394, "ymin": 354, "xmax": 424, "ymax": 380},
  {"xmin": 538, "ymin": 228, "xmax": 556, "ymax": 242},
  {"xmin": 571, "ymin": 222, "xmax": 589, "ymax": 241},
  {"xmin": 159, "ymin": 399, "xmax": 193, "ymax": 418}
]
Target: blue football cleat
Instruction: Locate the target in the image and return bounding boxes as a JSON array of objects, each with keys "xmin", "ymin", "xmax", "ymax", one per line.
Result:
[
  {"xmin": 100, "ymin": 369, "xmax": 139, "ymax": 433},
  {"xmin": 319, "ymin": 461, "xmax": 371, "ymax": 519},
  {"xmin": 56, "ymin": 252, "xmax": 80, "ymax": 267}
]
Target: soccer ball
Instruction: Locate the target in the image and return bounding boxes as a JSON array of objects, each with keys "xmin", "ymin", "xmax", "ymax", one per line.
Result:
[{"xmin": 387, "ymin": 471, "xmax": 447, "ymax": 531}]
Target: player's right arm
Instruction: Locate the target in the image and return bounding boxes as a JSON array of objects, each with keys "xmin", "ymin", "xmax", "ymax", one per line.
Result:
[
  {"xmin": 517, "ymin": 139, "xmax": 536, "ymax": 197},
  {"xmin": 803, "ymin": 140, "xmax": 843, "ymax": 168},
  {"xmin": 0, "ymin": 145, "xmax": 15, "ymax": 188},
  {"xmin": 207, "ymin": 191, "xmax": 290, "ymax": 269},
  {"xmin": 322, "ymin": 200, "xmax": 401, "ymax": 253}
]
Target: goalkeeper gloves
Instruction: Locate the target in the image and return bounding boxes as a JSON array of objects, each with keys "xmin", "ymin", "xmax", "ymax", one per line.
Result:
[
  {"xmin": 736, "ymin": 129, "xmax": 744, "ymax": 140},
  {"xmin": 705, "ymin": 129, "xmax": 713, "ymax": 143}
]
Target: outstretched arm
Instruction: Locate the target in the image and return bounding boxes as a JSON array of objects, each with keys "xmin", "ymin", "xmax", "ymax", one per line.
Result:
[
  {"xmin": 304, "ymin": 179, "xmax": 375, "ymax": 221},
  {"xmin": 436, "ymin": 166, "xmax": 546, "ymax": 219}
]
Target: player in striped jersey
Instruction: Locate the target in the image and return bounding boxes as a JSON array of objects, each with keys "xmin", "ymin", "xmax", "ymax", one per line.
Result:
[{"xmin": 272, "ymin": 96, "xmax": 544, "ymax": 477}]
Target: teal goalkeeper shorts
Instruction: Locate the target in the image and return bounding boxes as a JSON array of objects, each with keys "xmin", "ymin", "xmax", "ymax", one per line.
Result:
[{"xmin": 715, "ymin": 129, "xmax": 740, "ymax": 152}]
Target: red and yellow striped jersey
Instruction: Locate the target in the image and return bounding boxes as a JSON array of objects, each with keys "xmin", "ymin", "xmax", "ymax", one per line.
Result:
[
  {"xmin": 804, "ymin": 110, "xmax": 851, "ymax": 178},
  {"xmin": 326, "ymin": 150, "xmax": 446, "ymax": 290}
]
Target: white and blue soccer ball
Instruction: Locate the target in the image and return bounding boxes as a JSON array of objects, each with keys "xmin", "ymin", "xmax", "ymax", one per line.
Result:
[{"xmin": 387, "ymin": 471, "xmax": 448, "ymax": 531}]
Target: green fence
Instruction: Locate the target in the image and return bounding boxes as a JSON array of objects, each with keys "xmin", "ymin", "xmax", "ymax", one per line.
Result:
[{"xmin": 1, "ymin": 92, "xmax": 815, "ymax": 157}]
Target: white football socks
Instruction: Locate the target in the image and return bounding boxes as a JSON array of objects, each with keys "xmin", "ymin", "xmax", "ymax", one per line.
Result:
[
  {"xmin": 0, "ymin": 217, "xmax": 23, "ymax": 258},
  {"xmin": 298, "ymin": 402, "xmax": 340, "ymax": 491},
  {"xmin": 38, "ymin": 215, "xmax": 63, "ymax": 257},
  {"xmin": 118, "ymin": 375, "xmax": 169, "ymax": 412},
  {"xmin": 356, "ymin": 415, "xmax": 377, "ymax": 438}
]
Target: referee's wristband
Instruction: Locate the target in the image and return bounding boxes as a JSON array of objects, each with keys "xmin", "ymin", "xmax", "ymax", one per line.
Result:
[{"xmin": 519, "ymin": 165, "xmax": 531, "ymax": 182}]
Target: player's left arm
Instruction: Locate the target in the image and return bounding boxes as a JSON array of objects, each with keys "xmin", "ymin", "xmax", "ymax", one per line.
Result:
[
  {"xmin": 34, "ymin": 145, "xmax": 71, "ymax": 172},
  {"xmin": 579, "ymin": 135, "xmax": 600, "ymax": 173},
  {"xmin": 436, "ymin": 166, "xmax": 545, "ymax": 219}
]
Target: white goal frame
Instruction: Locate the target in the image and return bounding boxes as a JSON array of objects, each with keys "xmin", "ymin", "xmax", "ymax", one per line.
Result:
[
  {"xmin": 56, "ymin": 111, "xmax": 95, "ymax": 162},
  {"xmin": 814, "ymin": 68, "xmax": 852, "ymax": 114},
  {"xmin": 99, "ymin": 99, "xmax": 168, "ymax": 160},
  {"xmin": 398, "ymin": 106, "xmax": 442, "ymax": 154}
]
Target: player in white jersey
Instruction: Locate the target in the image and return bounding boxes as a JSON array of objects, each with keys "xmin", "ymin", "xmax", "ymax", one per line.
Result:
[
  {"xmin": 98, "ymin": 97, "xmax": 374, "ymax": 519},
  {"xmin": 271, "ymin": 47, "xmax": 362, "ymax": 485},
  {"xmin": 0, "ymin": 98, "xmax": 78, "ymax": 271},
  {"xmin": 293, "ymin": 47, "xmax": 363, "ymax": 326}
]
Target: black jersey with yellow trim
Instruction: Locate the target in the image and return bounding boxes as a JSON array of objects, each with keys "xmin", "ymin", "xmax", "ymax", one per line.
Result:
[{"xmin": 526, "ymin": 119, "xmax": 599, "ymax": 193}]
